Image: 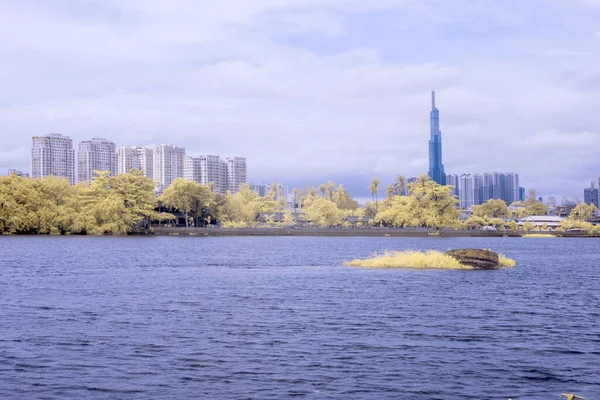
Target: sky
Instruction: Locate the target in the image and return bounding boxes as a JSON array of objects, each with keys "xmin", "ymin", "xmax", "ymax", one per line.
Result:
[{"xmin": 1, "ymin": 0, "xmax": 599, "ymax": 199}]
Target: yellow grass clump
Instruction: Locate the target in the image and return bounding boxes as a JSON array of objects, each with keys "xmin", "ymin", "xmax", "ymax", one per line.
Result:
[
  {"xmin": 521, "ymin": 234, "xmax": 558, "ymax": 238},
  {"xmin": 344, "ymin": 250, "xmax": 516, "ymax": 269},
  {"xmin": 498, "ymin": 255, "xmax": 516, "ymax": 268}
]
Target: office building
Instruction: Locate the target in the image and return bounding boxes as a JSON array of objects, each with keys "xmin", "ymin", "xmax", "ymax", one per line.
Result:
[
  {"xmin": 428, "ymin": 91, "xmax": 446, "ymax": 185},
  {"xmin": 117, "ymin": 146, "xmax": 153, "ymax": 178},
  {"xmin": 77, "ymin": 138, "xmax": 118, "ymax": 184},
  {"xmin": 153, "ymin": 144, "xmax": 185, "ymax": 192},
  {"xmin": 31, "ymin": 133, "xmax": 76, "ymax": 185}
]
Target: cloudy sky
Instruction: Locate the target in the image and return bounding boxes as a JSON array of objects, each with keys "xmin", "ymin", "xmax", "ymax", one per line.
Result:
[{"xmin": 1, "ymin": 0, "xmax": 599, "ymax": 199}]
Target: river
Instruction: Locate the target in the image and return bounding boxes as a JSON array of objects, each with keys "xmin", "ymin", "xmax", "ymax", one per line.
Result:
[{"xmin": 0, "ymin": 236, "xmax": 598, "ymax": 399}]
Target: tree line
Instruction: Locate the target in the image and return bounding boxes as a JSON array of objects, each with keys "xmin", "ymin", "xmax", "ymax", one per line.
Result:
[{"xmin": 1, "ymin": 171, "xmax": 598, "ymax": 234}]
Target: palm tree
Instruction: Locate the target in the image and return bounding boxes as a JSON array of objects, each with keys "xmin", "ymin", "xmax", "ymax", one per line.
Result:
[
  {"xmin": 269, "ymin": 181, "xmax": 279, "ymax": 199},
  {"xmin": 395, "ymin": 175, "xmax": 406, "ymax": 196},
  {"xmin": 385, "ymin": 184, "xmax": 394, "ymax": 200},
  {"xmin": 333, "ymin": 184, "xmax": 344, "ymax": 209},
  {"xmin": 326, "ymin": 180, "xmax": 335, "ymax": 201},
  {"xmin": 368, "ymin": 177, "xmax": 380, "ymax": 208},
  {"xmin": 318, "ymin": 184, "xmax": 327, "ymax": 198}
]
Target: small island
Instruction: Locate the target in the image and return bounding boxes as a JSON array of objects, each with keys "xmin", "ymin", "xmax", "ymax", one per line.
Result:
[{"xmin": 344, "ymin": 249, "xmax": 516, "ymax": 270}]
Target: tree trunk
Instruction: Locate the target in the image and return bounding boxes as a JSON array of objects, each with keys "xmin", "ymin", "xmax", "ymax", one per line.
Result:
[{"xmin": 185, "ymin": 211, "xmax": 189, "ymax": 228}]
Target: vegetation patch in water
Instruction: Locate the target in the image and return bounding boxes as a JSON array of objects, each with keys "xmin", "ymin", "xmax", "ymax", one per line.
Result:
[
  {"xmin": 521, "ymin": 234, "xmax": 558, "ymax": 238},
  {"xmin": 345, "ymin": 250, "xmax": 515, "ymax": 269}
]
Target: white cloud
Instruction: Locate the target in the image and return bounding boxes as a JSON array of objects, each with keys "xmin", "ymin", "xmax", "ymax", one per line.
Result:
[{"xmin": 0, "ymin": 0, "xmax": 599, "ymax": 198}]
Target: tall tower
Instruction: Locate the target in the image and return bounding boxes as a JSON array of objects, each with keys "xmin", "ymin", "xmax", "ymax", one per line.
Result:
[{"xmin": 428, "ymin": 91, "xmax": 446, "ymax": 185}]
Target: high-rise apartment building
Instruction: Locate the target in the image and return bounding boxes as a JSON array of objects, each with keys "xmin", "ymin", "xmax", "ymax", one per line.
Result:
[
  {"xmin": 250, "ymin": 183, "xmax": 288, "ymax": 200},
  {"xmin": 31, "ymin": 134, "xmax": 76, "ymax": 185},
  {"xmin": 153, "ymin": 144, "xmax": 185, "ymax": 192},
  {"xmin": 519, "ymin": 187, "xmax": 526, "ymax": 202},
  {"xmin": 428, "ymin": 91, "xmax": 446, "ymax": 185},
  {"xmin": 8, "ymin": 169, "xmax": 29, "ymax": 178},
  {"xmin": 225, "ymin": 157, "xmax": 247, "ymax": 194},
  {"xmin": 77, "ymin": 138, "xmax": 118, "ymax": 184},
  {"xmin": 184, "ymin": 155, "xmax": 246, "ymax": 194},
  {"xmin": 117, "ymin": 146, "xmax": 153, "ymax": 178},
  {"xmin": 481, "ymin": 172, "xmax": 520, "ymax": 204},
  {"xmin": 446, "ymin": 174, "xmax": 459, "ymax": 198},
  {"xmin": 458, "ymin": 173, "xmax": 483, "ymax": 210},
  {"xmin": 584, "ymin": 182, "xmax": 599, "ymax": 209},
  {"xmin": 454, "ymin": 172, "xmax": 520, "ymax": 209}
]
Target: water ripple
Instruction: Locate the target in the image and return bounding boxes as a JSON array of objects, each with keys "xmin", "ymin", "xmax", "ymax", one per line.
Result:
[{"xmin": 0, "ymin": 236, "xmax": 599, "ymax": 399}]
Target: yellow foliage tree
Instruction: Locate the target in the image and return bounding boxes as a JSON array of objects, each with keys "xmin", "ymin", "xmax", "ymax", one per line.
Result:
[
  {"xmin": 159, "ymin": 178, "xmax": 214, "ymax": 228},
  {"xmin": 303, "ymin": 196, "xmax": 346, "ymax": 227},
  {"xmin": 472, "ymin": 199, "xmax": 508, "ymax": 218},
  {"xmin": 375, "ymin": 175, "xmax": 459, "ymax": 229}
]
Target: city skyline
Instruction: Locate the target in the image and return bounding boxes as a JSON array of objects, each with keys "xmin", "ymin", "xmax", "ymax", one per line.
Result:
[
  {"xmin": 1, "ymin": 1, "xmax": 600, "ymax": 198},
  {"xmin": 26, "ymin": 134, "xmax": 248, "ymax": 194}
]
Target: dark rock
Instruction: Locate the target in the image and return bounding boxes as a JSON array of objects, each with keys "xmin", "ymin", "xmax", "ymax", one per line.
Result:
[{"xmin": 445, "ymin": 249, "xmax": 500, "ymax": 269}]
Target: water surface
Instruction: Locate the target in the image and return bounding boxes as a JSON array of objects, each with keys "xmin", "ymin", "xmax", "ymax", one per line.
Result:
[{"xmin": 0, "ymin": 236, "xmax": 599, "ymax": 399}]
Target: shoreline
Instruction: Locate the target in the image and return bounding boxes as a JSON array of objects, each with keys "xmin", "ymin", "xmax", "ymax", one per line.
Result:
[{"xmin": 147, "ymin": 227, "xmax": 598, "ymax": 238}]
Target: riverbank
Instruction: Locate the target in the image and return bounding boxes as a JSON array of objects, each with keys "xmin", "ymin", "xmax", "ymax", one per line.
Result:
[{"xmin": 148, "ymin": 227, "xmax": 598, "ymax": 238}]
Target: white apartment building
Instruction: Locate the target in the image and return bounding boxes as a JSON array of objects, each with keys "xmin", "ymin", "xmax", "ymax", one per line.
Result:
[
  {"xmin": 226, "ymin": 157, "xmax": 247, "ymax": 194},
  {"xmin": 184, "ymin": 155, "xmax": 247, "ymax": 194},
  {"xmin": 153, "ymin": 144, "xmax": 185, "ymax": 192},
  {"xmin": 184, "ymin": 155, "xmax": 227, "ymax": 193},
  {"xmin": 77, "ymin": 138, "xmax": 118, "ymax": 184},
  {"xmin": 183, "ymin": 156, "xmax": 203, "ymax": 184},
  {"xmin": 458, "ymin": 173, "xmax": 483, "ymax": 210},
  {"xmin": 446, "ymin": 173, "xmax": 459, "ymax": 198},
  {"xmin": 117, "ymin": 146, "xmax": 154, "ymax": 178},
  {"xmin": 8, "ymin": 169, "xmax": 30, "ymax": 178},
  {"xmin": 31, "ymin": 134, "xmax": 76, "ymax": 185},
  {"xmin": 250, "ymin": 183, "xmax": 288, "ymax": 200}
]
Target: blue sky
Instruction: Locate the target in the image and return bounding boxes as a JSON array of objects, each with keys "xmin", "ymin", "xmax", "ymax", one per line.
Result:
[{"xmin": 1, "ymin": 0, "xmax": 599, "ymax": 199}]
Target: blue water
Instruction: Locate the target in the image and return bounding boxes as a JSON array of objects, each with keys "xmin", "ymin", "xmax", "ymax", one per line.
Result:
[{"xmin": 0, "ymin": 236, "xmax": 599, "ymax": 399}]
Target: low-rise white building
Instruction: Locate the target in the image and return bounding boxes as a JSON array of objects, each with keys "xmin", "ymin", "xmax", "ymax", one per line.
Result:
[{"xmin": 519, "ymin": 216, "xmax": 564, "ymax": 228}]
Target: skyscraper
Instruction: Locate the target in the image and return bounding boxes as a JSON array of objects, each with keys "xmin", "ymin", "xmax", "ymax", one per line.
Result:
[
  {"xmin": 428, "ymin": 91, "xmax": 446, "ymax": 185},
  {"xmin": 31, "ymin": 133, "xmax": 76, "ymax": 185},
  {"xmin": 77, "ymin": 138, "xmax": 118, "ymax": 184}
]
